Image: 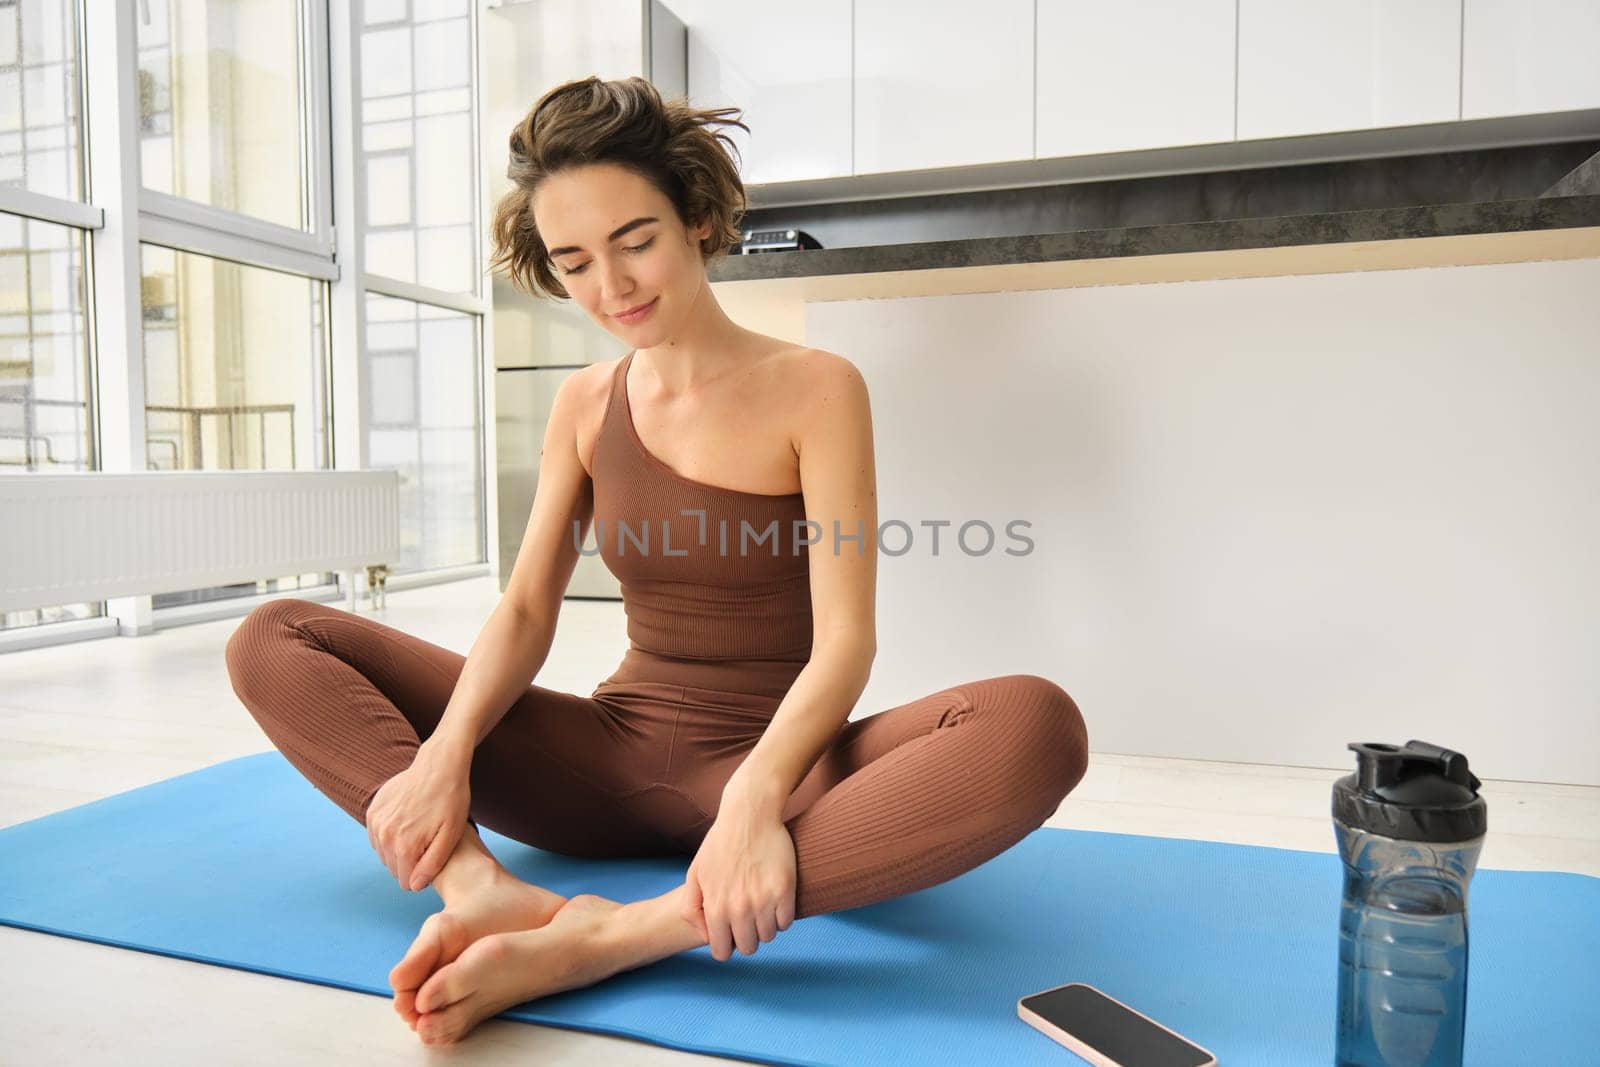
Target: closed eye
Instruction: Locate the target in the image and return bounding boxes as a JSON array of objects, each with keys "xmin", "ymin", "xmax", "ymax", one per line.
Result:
[{"xmin": 559, "ymin": 237, "xmax": 655, "ymax": 276}]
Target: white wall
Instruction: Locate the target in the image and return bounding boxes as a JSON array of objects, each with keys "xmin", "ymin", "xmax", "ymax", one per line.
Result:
[{"xmin": 808, "ymin": 256, "xmax": 1600, "ymax": 786}]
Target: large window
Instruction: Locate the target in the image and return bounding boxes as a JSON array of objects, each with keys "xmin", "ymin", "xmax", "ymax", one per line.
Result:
[{"xmin": 2, "ymin": 0, "xmax": 488, "ymax": 640}]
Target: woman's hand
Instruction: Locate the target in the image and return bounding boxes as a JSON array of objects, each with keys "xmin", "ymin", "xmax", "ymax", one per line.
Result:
[
  {"xmin": 365, "ymin": 740, "xmax": 473, "ymax": 893},
  {"xmin": 682, "ymin": 788, "xmax": 797, "ymax": 961}
]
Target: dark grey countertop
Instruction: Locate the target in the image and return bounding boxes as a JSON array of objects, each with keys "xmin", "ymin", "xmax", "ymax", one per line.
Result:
[{"xmin": 709, "ymin": 193, "xmax": 1600, "ymax": 283}]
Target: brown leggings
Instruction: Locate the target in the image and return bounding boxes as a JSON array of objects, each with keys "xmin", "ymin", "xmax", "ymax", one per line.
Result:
[{"xmin": 223, "ymin": 598, "xmax": 1089, "ymax": 918}]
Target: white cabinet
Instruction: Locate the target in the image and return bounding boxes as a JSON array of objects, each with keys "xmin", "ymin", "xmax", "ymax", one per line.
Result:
[
  {"xmin": 668, "ymin": 1, "xmax": 1600, "ymax": 195},
  {"xmin": 853, "ymin": 0, "xmax": 1034, "ymax": 175},
  {"xmin": 1036, "ymin": 0, "xmax": 1235, "ymax": 159},
  {"xmin": 1463, "ymin": 0, "xmax": 1600, "ymax": 119},
  {"xmin": 667, "ymin": 1, "xmax": 852, "ymax": 186},
  {"xmin": 1237, "ymin": 0, "xmax": 1460, "ymax": 140}
]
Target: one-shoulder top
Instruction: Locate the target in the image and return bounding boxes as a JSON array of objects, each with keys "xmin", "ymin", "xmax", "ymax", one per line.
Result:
[{"xmin": 591, "ymin": 350, "xmax": 813, "ymax": 692}]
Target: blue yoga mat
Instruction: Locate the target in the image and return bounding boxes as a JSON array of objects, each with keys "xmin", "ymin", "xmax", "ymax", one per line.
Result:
[{"xmin": 1, "ymin": 752, "xmax": 1595, "ymax": 1066}]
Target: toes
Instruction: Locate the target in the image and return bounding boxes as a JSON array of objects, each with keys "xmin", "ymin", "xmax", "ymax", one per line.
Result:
[
  {"xmin": 414, "ymin": 967, "xmax": 447, "ymax": 1014},
  {"xmin": 417, "ymin": 932, "xmax": 517, "ymax": 1014},
  {"xmin": 390, "ymin": 926, "xmax": 440, "ymax": 992},
  {"xmin": 415, "ymin": 955, "xmax": 472, "ymax": 1015},
  {"xmin": 393, "ymin": 988, "xmax": 419, "ymax": 1026},
  {"xmin": 391, "ymin": 911, "xmax": 471, "ymax": 992},
  {"xmin": 417, "ymin": 1006, "xmax": 464, "ymax": 1046}
]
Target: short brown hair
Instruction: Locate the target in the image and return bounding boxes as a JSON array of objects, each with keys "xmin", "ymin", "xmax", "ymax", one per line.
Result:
[{"xmin": 488, "ymin": 75, "xmax": 750, "ymax": 301}]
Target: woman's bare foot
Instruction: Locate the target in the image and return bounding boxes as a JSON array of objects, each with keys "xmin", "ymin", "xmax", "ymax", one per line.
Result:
[
  {"xmin": 389, "ymin": 823, "xmax": 569, "ymax": 1027},
  {"xmin": 406, "ymin": 882, "xmax": 719, "ymax": 1046},
  {"xmin": 411, "ymin": 893, "xmax": 625, "ymax": 1046}
]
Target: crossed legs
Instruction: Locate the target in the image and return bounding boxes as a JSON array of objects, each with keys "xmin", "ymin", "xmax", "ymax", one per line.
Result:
[{"xmin": 224, "ymin": 598, "xmax": 1089, "ymax": 1044}]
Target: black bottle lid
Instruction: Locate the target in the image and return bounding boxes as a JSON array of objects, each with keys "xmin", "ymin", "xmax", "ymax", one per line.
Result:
[{"xmin": 1331, "ymin": 740, "xmax": 1488, "ymax": 843}]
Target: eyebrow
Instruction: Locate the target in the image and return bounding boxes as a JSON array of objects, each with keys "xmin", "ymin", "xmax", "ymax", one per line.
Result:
[{"xmin": 545, "ymin": 217, "xmax": 660, "ymax": 259}]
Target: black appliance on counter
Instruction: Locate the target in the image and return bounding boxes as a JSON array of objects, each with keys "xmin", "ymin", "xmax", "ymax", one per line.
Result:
[{"xmin": 734, "ymin": 227, "xmax": 823, "ymax": 253}]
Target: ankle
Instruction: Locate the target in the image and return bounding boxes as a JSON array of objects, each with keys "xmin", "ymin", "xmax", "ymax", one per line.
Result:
[
  {"xmin": 613, "ymin": 887, "xmax": 708, "ymax": 951},
  {"xmin": 431, "ymin": 823, "xmax": 504, "ymax": 899}
]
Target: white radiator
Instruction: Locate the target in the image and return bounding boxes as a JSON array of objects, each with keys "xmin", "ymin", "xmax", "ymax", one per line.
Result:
[{"xmin": 0, "ymin": 471, "xmax": 400, "ymax": 614}]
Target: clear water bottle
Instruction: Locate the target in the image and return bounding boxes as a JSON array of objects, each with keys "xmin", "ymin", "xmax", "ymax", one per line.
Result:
[{"xmin": 1332, "ymin": 740, "xmax": 1487, "ymax": 1067}]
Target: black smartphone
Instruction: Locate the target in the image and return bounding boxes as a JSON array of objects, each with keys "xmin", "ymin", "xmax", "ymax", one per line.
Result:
[{"xmin": 1017, "ymin": 982, "xmax": 1217, "ymax": 1066}]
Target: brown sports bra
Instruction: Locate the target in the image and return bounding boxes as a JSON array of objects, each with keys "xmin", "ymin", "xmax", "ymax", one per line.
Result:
[{"xmin": 590, "ymin": 350, "xmax": 814, "ymax": 675}]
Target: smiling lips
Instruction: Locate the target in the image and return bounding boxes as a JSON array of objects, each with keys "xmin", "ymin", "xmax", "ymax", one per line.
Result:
[{"xmin": 613, "ymin": 297, "xmax": 657, "ymax": 322}]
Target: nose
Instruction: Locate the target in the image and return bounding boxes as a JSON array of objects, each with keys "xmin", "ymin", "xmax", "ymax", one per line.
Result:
[{"xmin": 595, "ymin": 256, "xmax": 635, "ymax": 304}]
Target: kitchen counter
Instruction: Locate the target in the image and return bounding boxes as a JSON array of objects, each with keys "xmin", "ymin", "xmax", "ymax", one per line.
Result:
[{"xmin": 707, "ymin": 193, "xmax": 1600, "ymax": 303}]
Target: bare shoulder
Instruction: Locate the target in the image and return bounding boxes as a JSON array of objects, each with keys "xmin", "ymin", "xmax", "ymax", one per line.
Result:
[
  {"xmin": 776, "ymin": 347, "xmax": 871, "ymax": 442},
  {"xmin": 784, "ymin": 345, "xmax": 862, "ymax": 380},
  {"xmin": 768, "ymin": 345, "xmax": 868, "ymax": 403},
  {"xmin": 579, "ymin": 356, "xmax": 621, "ymax": 405}
]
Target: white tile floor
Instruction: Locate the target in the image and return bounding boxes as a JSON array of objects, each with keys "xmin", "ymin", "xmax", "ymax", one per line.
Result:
[{"xmin": 3, "ymin": 575, "xmax": 1596, "ymax": 1065}]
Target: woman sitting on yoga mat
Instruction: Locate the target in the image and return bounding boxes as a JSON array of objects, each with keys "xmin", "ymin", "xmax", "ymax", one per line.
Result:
[{"xmin": 224, "ymin": 74, "xmax": 1089, "ymax": 1047}]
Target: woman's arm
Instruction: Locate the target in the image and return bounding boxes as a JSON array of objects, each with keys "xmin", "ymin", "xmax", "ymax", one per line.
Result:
[
  {"xmin": 420, "ymin": 600, "xmax": 557, "ymax": 765},
  {"xmin": 723, "ymin": 350, "xmax": 879, "ymax": 810},
  {"xmin": 423, "ymin": 365, "xmax": 603, "ymax": 765}
]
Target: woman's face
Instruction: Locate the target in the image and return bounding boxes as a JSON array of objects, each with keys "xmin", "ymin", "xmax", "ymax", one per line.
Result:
[{"xmin": 531, "ymin": 163, "xmax": 711, "ymax": 343}]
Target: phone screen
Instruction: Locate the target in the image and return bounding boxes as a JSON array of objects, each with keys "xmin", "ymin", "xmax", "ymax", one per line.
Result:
[{"xmin": 1020, "ymin": 984, "xmax": 1212, "ymax": 1067}]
